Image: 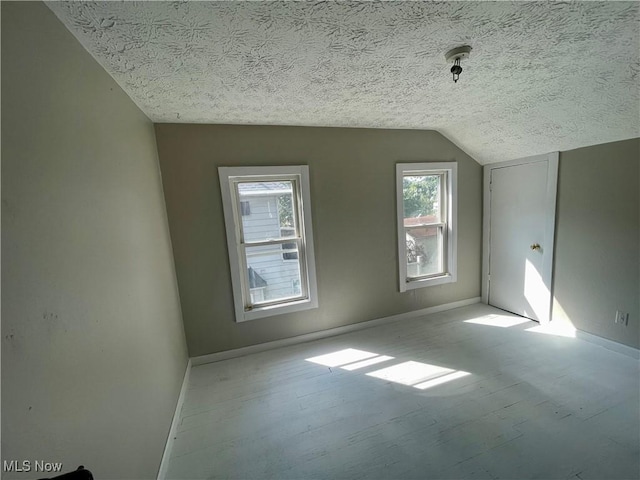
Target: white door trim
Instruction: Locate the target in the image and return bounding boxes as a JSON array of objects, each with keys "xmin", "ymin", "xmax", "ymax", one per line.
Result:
[{"xmin": 482, "ymin": 152, "xmax": 559, "ymax": 323}]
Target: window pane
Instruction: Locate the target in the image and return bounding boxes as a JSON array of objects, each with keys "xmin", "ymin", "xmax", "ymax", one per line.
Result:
[
  {"xmin": 245, "ymin": 245, "xmax": 303, "ymax": 304},
  {"xmin": 405, "ymin": 225, "xmax": 443, "ymax": 278},
  {"xmin": 403, "ymin": 175, "xmax": 441, "ymax": 223},
  {"xmin": 237, "ymin": 181, "xmax": 297, "ymax": 242}
]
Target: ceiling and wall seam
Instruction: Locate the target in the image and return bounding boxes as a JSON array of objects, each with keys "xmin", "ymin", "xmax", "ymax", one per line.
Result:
[{"xmin": 46, "ymin": 1, "xmax": 640, "ymax": 165}]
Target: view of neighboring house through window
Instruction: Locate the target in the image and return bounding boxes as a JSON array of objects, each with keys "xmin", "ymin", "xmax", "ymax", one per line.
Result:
[
  {"xmin": 280, "ymin": 227, "xmax": 298, "ymax": 260},
  {"xmin": 396, "ymin": 162, "xmax": 457, "ymax": 291},
  {"xmin": 219, "ymin": 166, "xmax": 318, "ymax": 322}
]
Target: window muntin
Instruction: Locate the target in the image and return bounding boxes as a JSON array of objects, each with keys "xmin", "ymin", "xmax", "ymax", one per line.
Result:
[
  {"xmin": 397, "ymin": 163, "xmax": 457, "ymax": 291},
  {"xmin": 219, "ymin": 166, "xmax": 318, "ymax": 322}
]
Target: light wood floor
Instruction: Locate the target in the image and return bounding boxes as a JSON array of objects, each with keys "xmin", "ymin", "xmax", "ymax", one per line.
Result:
[{"xmin": 166, "ymin": 304, "xmax": 639, "ymax": 480}]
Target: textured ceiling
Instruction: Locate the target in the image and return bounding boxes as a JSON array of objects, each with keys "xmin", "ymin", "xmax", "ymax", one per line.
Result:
[{"xmin": 47, "ymin": 1, "xmax": 639, "ymax": 164}]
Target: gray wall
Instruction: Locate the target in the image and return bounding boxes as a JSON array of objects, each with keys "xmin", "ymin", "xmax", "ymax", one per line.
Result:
[
  {"xmin": 1, "ymin": 3, "xmax": 188, "ymax": 478},
  {"xmin": 155, "ymin": 124, "xmax": 483, "ymax": 357},
  {"xmin": 553, "ymin": 139, "xmax": 639, "ymax": 348}
]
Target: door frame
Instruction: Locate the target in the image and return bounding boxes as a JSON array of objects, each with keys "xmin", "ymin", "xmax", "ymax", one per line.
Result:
[{"xmin": 481, "ymin": 152, "xmax": 559, "ymax": 323}]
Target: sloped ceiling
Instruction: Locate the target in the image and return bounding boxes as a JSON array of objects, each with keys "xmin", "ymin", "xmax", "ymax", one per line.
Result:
[{"xmin": 47, "ymin": 1, "xmax": 639, "ymax": 164}]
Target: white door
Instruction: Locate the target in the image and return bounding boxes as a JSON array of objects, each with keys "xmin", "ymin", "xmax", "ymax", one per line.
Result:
[{"xmin": 484, "ymin": 154, "xmax": 558, "ymax": 323}]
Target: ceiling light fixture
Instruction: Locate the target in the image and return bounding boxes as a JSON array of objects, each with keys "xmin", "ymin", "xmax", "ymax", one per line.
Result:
[{"xmin": 445, "ymin": 45, "xmax": 472, "ymax": 83}]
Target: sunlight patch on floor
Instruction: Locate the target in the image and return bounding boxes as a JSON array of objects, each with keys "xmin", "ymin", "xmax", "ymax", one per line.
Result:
[
  {"xmin": 305, "ymin": 349, "xmax": 471, "ymax": 391},
  {"xmin": 367, "ymin": 361, "xmax": 455, "ymax": 385},
  {"xmin": 341, "ymin": 355, "xmax": 394, "ymax": 371},
  {"xmin": 465, "ymin": 314, "xmax": 530, "ymax": 328},
  {"xmin": 305, "ymin": 348, "xmax": 378, "ymax": 367},
  {"xmin": 414, "ymin": 370, "xmax": 471, "ymax": 390},
  {"xmin": 526, "ymin": 323, "xmax": 576, "ymax": 338}
]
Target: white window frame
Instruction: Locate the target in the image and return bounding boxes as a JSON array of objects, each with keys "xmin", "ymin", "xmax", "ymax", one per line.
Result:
[
  {"xmin": 219, "ymin": 165, "xmax": 318, "ymax": 322},
  {"xmin": 396, "ymin": 162, "xmax": 457, "ymax": 292}
]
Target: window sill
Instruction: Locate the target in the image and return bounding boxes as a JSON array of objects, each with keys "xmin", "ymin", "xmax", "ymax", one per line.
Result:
[
  {"xmin": 401, "ymin": 273, "xmax": 456, "ymax": 292},
  {"xmin": 237, "ymin": 297, "xmax": 319, "ymax": 322}
]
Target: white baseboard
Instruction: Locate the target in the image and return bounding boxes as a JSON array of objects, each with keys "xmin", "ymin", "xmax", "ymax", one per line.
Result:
[
  {"xmin": 576, "ymin": 330, "xmax": 640, "ymax": 359},
  {"xmin": 191, "ymin": 297, "xmax": 481, "ymax": 367},
  {"xmin": 157, "ymin": 358, "xmax": 192, "ymax": 480}
]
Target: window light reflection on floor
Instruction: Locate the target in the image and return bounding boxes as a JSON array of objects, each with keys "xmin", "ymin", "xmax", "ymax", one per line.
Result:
[
  {"xmin": 305, "ymin": 348, "xmax": 378, "ymax": 367},
  {"xmin": 341, "ymin": 355, "xmax": 394, "ymax": 371},
  {"xmin": 462, "ymin": 310, "xmax": 577, "ymax": 338},
  {"xmin": 526, "ymin": 323, "xmax": 576, "ymax": 338},
  {"xmin": 464, "ymin": 314, "xmax": 530, "ymax": 328},
  {"xmin": 413, "ymin": 370, "xmax": 471, "ymax": 390},
  {"xmin": 305, "ymin": 349, "xmax": 471, "ymax": 391},
  {"xmin": 366, "ymin": 361, "xmax": 455, "ymax": 386}
]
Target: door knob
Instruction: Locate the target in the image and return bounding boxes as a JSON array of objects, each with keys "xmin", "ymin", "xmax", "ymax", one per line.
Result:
[{"xmin": 530, "ymin": 243, "xmax": 541, "ymax": 251}]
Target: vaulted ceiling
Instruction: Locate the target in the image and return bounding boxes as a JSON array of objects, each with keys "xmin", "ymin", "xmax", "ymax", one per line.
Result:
[{"xmin": 48, "ymin": 1, "xmax": 639, "ymax": 164}]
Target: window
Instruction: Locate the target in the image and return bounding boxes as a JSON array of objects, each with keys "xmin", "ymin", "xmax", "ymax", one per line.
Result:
[
  {"xmin": 396, "ymin": 162, "xmax": 457, "ymax": 291},
  {"xmin": 219, "ymin": 166, "xmax": 318, "ymax": 322}
]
